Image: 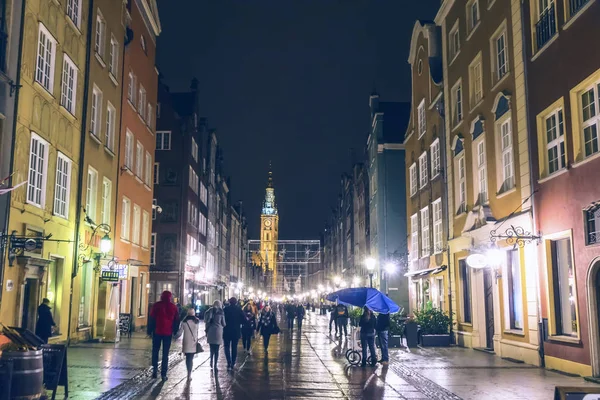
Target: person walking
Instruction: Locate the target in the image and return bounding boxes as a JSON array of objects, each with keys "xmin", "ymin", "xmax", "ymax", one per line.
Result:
[
  {"xmin": 359, "ymin": 306, "xmax": 377, "ymax": 368},
  {"xmin": 286, "ymin": 302, "xmax": 296, "ymax": 331},
  {"xmin": 35, "ymin": 298, "xmax": 55, "ymax": 344},
  {"xmin": 181, "ymin": 308, "xmax": 201, "ymax": 380},
  {"xmin": 376, "ymin": 312, "xmax": 390, "ymax": 365},
  {"xmin": 223, "ymin": 297, "xmax": 246, "ymax": 370},
  {"xmin": 257, "ymin": 304, "xmax": 279, "ymax": 354},
  {"xmin": 148, "ymin": 291, "xmax": 179, "ymax": 380},
  {"xmin": 296, "ymin": 303, "xmax": 305, "ymax": 330},
  {"xmin": 328, "ymin": 305, "xmax": 338, "ymax": 336},
  {"xmin": 242, "ymin": 304, "xmax": 256, "ymax": 354},
  {"xmin": 204, "ymin": 300, "xmax": 226, "ymax": 370},
  {"xmin": 336, "ymin": 303, "xmax": 349, "ymax": 337}
]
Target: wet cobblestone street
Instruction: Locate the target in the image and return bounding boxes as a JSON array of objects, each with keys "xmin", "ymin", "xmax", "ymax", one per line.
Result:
[{"xmin": 61, "ymin": 312, "xmax": 600, "ymax": 399}]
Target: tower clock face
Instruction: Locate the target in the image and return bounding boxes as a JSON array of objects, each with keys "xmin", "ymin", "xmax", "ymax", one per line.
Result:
[{"xmin": 265, "ymin": 220, "xmax": 272, "ymax": 227}]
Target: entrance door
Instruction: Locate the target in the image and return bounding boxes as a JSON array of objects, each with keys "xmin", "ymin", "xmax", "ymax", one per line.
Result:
[
  {"xmin": 483, "ymin": 269, "xmax": 495, "ymax": 350},
  {"xmin": 22, "ymin": 278, "xmax": 40, "ymax": 331}
]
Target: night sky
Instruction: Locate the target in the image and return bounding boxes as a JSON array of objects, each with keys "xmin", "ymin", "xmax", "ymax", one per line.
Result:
[{"xmin": 157, "ymin": 1, "xmax": 439, "ymax": 240}]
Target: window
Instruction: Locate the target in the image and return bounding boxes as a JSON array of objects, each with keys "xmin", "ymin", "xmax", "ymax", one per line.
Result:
[
  {"xmin": 192, "ymin": 138, "xmax": 199, "ymax": 162},
  {"xmin": 95, "ymin": 13, "xmax": 106, "ymax": 58},
  {"xmin": 581, "ymin": 84, "xmax": 599, "ymax": 157},
  {"xmin": 153, "ymin": 163, "xmax": 159, "ymax": 184},
  {"xmin": 150, "ymin": 233, "xmax": 157, "ymax": 264},
  {"xmin": 132, "ymin": 204, "xmax": 141, "ymax": 245},
  {"xmin": 458, "ymin": 156, "xmax": 466, "ymax": 213},
  {"xmin": 467, "ymin": 0, "xmax": 480, "ymax": 32},
  {"xmin": 493, "ymin": 30, "xmax": 508, "ymax": 82},
  {"xmin": 156, "ymin": 131, "xmax": 171, "ymax": 150},
  {"xmin": 145, "ymin": 151, "xmax": 152, "ymax": 186},
  {"xmin": 127, "ymin": 72, "xmax": 135, "ymax": 103},
  {"xmin": 545, "ymin": 109, "xmax": 566, "ymax": 174},
  {"xmin": 54, "ymin": 153, "xmax": 71, "ymax": 218},
  {"xmin": 506, "ymin": 249, "xmax": 523, "ymax": 330},
  {"xmin": 535, "ymin": 0, "xmax": 557, "ymax": 50},
  {"xmin": 78, "ymin": 260, "xmax": 93, "ymax": 327},
  {"xmin": 432, "ymin": 199, "xmax": 442, "ymax": 254},
  {"xmin": 60, "ymin": 55, "xmax": 77, "ymax": 114},
  {"xmin": 105, "ymin": 102, "xmax": 115, "ymax": 151},
  {"xmin": 419, "ymin": 152, "xmax": 428, "ymax": 189},
  {"xmin": 411, "ymin": 214, "xmax": 419, "ymax": 262},
  {"xmin": 200, "ymin": 183, "xmax": 208, "ymax": 205},
  {"xmin": 568, "ymin": 0, "xmax": 591, "ymax": 17},
  {"xmin": 499, "ymin": 119, "xmax": 514, "ymax": 191},
  {"xmin": 586, "ymin": 206, "xmax": 600, "ymax": 245},
  {"xmin": 146, "ymin": 103, "xmax": 153, "ymax": 128},
  {"xmin": 437, "ymin": 278, "xmax": 445, "ymax": 310},
  {"xmin": 200, "ymin": 213, "xmax": 207, "ymax": 235},
  {"xmin": 67, "ymin": 0, "xmax": 82, "ymax": 28},
  {"xmin": 36, "ymin": 24, "xmax": 56, "ymax": 93},
  {"xmin": 409, "ymin": 163, "xmax": 417, "ymax": 196},
  {"xmin": 125, "ymin": 130, "xmax": 134, "ymax": 169},
  {"xmin": 476, "ymin": 140, "xmax": 488, "ymax": 204},
  {"xmin": 91, "ymin": 86, "xmax": 102, "ymax": 138},
  {"xmin": 86, "ymin": 168, "xmax": 98, "ymax": 220},
  {"xmin": 28, "ymin": 133, "xmax": 49, "ymax": 207},
  {"xmin": 142, "ymin": 211, "xmax": 150, "ymax": 248},
  {"xmin": 430, "ymin": 139, "xmax": 441, "ymax": 178},
  {"xmin": 452, "ymin": 81, "xmax": 463, "ymax": 126},
  {"xmin": 139, "ymin": 273, "xmax": 147, "ymax": 317},
  {"xmin": 420, "ymin": 206, "xmax": 430, "ymax": 257},
  {"xmin": 459, "ymin": 259, "xmax": 472, "ymax": 323},
  {"xmin": 418, "ymin": 100, "xmax": 426, "ymax": 138},
  {"xmin": 141, "ymin": 35, "xmax": 147, "ymax": 53},
  {"xmin": 138, "ymin": 86, "xmax": 146, "ymax": 119},
  {"xmin": 109, "ymin": 36, "xmax": 118, "ymax": 76},
  {"xmin": 121, "ymin": 197, "xmax": 131, "ymax": 240},
  {"xmin": 469, "ymin": 55, "xmax": 483, "ymax": 107},
  {"xmin": 101, "ymin": 178, "xmax": 111, "ymax": 225},
  {"xmin": 449, "ymin": 22, "xmax": 460, "ymax": 60},
  {"xmin": 152, "ymin": 199, "xmax": 157, "ymax": 220},
  {"xmin": 136, "ymin": 141, "xmax": 143, "ymax": 177},
  {"xmin": 550, "ymin": 237, "xmax": 578, "ymax": 337}
]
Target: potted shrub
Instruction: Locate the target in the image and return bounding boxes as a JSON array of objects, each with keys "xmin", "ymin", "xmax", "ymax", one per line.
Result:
[
  {"xmin": 413, "ymin": 306, "xmax": 451, "ymax": 347},
  {"xmin": 348, "ymin": 307, "xmax": 362, "ymax": 327},
  {"xmin": 388, "ymin": 312, "xmax": 405, "ymax": 348},
  {"xmin": 404, "ymin": 314, "xmax": 419, "ymax": 348}
]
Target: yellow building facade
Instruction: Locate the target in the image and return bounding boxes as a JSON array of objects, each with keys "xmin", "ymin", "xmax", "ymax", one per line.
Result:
[
  {"xmin": 0, "ymin": 0, "xmax": 88, "ymax": 343},
  {"xmin": 436, "ymin": 0, "xmax": 540, "ymax": 365},
  {"xmin": 260, "ymin": 168, "xmax": 279, "ymax": 294}
]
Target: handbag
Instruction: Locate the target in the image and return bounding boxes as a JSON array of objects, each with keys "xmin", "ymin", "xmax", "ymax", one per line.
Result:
[{"xmin": 185, "ymin": 321, "xmax": 204, "ymax": 353}]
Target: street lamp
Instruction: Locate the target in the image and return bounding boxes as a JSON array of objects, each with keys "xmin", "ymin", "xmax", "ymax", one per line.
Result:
[
  {"xmin": 365, "ymin": 257, "xmax": 376, "ymax": 288},
  {"xmin": 333, "ymin": 275, "xmax": 341, "ymax": 286},
  {"xmin": 189, "ymin": 254, "xmax": 201, "ymax": 267},
  {"xmin": 340, "ymin": 280, "xmax": 347, "ymax": 288},
  {"xmin": 100, "ymin": 234, "xmax": 111, "ymax": 254},
  {"xmin": 352, "ymin": 276, "xmax": 361, "ymax": 287}
]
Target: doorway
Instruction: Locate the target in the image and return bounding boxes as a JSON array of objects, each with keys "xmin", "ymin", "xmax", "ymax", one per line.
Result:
[
  {"xmin": 483, "ymin": 269, "xmax": 495, "ymax": 350},
  {"xmin": 22, "ymin": 278, "xmax": 40, "ymax": 331}
]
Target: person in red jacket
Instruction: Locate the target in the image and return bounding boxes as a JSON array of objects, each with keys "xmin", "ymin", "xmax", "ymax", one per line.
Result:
[{"xmin": 149, "ymin": 290, "xmax": 179, "ymax": 380}]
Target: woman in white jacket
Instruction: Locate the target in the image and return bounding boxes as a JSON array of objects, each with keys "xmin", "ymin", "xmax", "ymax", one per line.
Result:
[{"xmin": 181, "ymin": 308, "xmax": 200, "ymax": 380}]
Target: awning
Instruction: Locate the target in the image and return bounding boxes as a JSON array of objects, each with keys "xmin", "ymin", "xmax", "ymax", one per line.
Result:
[{"xmin": 405, "ymin": 265, "xmax": 447, "ymax": 278}]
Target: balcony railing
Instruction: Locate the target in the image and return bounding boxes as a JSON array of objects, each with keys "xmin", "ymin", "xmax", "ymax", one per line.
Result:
[
  {"xmin": 570, "ymin": 0, "xmax": 590, "ymax": 17},
  {"xmin": 535, "ymin": 4, "xmax": 557, "ymax": 50}
]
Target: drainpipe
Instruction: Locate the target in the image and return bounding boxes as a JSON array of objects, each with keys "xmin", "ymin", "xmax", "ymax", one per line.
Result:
[
  {"xmin": 0, "ymin": 0, "xmax": 26, "ymax": 306},
  {"xmin": 67, "ymin": 0, "xmax": 95, "ymax": 346},
  {"xmin": 520, "ymin": 0, "xmax": 543, "ymax": 367}
]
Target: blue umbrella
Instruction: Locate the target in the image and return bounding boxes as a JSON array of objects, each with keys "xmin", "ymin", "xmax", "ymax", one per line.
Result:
[{"xmin": 326, "ymin": 287, "xmax": 401, "ymax": 314}]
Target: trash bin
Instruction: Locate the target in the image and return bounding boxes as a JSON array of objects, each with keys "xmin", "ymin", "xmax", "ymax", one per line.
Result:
[
  {"xmin": 2, "ymin": 350, "xmax": 44, "ymax": 399},
  {"xmin": 405, "ymin": 321, "xmax": 419, "ymax": 348}
]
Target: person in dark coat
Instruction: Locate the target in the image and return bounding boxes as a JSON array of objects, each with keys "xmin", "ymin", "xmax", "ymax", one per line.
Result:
[
  {"xmin": 256, "ymin": 305, "xmax": 279, "ymax": 354},
  {"xmin": 241, "ymin": 304, "xmax": 256, "ymax": 354},
  {"xmin": 296, "ymin": 303, "xmax": 306, "ymax": 330},
  {"xmin": 285, "ymin": 302, "xmax": 296, "ymax": 331},
  {"xmin": 329, "ymin": 306, "xmax": 338, "ymax": 336},
  {"xmin": 149, "ymin": 290, "xmax": 179, "ymax": 380},
  {"xmin": 376, "ymin": 312, "xmax": 391, "ymax": 364},
  {"xmin": 35, "ymin": 298, "xmax": 55, "ymax": 344},
  {"xmin": 335, "ymin": 303, "xmax": 349, "ymax": 337},
  {"xmin": 359, "ymin": 306, "xmax": 377, "ymax": 368},
  {"xmin": 223, "ymin": 297, "xmax": 246, "ymax": 370}
]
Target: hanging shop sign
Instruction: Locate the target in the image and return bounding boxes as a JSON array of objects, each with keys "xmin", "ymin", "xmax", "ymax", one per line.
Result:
[
  {"xmin": 101, "ymin": 263, "xmax": 128, "ymax": 280},
  {"xmin": 101, "ymin": 271, "xmax": 119, "ymax": 282},
  {"xmin": 466, "ymin": 253, "xmax": 488, "ymax": 269}
]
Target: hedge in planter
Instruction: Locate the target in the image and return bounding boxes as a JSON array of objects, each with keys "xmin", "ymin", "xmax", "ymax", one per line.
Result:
[
  {"xmin": 388, "ymin": 313, "xmax": 405, "ymax": 348},
  {"xmin": 414, "ymin": 306, "xmax": 451, "ymax": 347}
]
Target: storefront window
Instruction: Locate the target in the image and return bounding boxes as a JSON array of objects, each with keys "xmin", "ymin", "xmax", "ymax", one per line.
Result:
[
  {"xmin": 78, "ymin": 262, "xmax": 93, "ymax": 327},
  {"xmin": 414, "ymin": 281, "xmax": 421, "ymax": 310},
  {"xmin": 551, "ymin": 237, "xmax": 578, "ymax": 337},
  {"xmin": 423, "ymin": 280, "xmax": 431, "ymax": 307},
  {"xmin": 46, "ymin": 260, "xmax": 61, "ymax": 334},
  {"xmin": 139, "ymin": 273, "xmax": 147, "ymax": 316},
  {"xmin": 507, "ymin": 249, "xmax": 523, "ymax": 330},
  {"xmin": 460, "ymin": 259, "xmax": 472, "ymax": 323},
  {"xmin": 437, "ymin": 278, "xmax": 444, "ymax": 310}
]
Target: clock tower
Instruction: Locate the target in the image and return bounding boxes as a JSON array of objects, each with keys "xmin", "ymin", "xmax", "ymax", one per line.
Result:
[{"xmin": 260, "ymin": 164, "xmax": 279, "ymax": 293}]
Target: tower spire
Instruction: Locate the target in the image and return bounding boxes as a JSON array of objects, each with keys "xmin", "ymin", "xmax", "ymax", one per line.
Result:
[{"xmin": 267, "ymin": 160, "xmax": 273, "ymax": 188}]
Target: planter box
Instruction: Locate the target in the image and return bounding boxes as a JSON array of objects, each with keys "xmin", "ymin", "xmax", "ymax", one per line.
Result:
[
  {"xmin": 421, "ymin": 334, "xmax": 451, "ymax": 347},
  {"xmin": 389, "ymin": 335, "xmax": 403, "ymax": 348}
]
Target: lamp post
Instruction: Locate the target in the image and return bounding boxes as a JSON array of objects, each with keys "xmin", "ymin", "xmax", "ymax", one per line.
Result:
[
  {"xmin": 383, "ymin": 262, "xmax": 397, "ymax": 294},
  {"xmin": 365, "ymin": 257, "xmax": 376, "ymax": 288},
  {"xmin": 188, "ymin": 254, "xmax": 201, "ymax": 307}
]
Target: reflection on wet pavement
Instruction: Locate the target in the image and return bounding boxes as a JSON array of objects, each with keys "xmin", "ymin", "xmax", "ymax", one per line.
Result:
[{"xmin": 94, "ymin": 312, "xmax": 599, "ymax": 399}]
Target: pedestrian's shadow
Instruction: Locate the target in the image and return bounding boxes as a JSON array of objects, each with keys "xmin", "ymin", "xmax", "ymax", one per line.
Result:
[
  {"xmin": 213, "ymin": 371, "xmax": 223, "ymax": 398},
  {"xmin": 149, "ymin": 380, "xmax": 165, "ymax": 398}
]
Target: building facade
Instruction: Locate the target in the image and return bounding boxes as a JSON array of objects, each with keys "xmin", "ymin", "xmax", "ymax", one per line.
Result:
[
  {"xmin": 366, "ymin": 93, "xmax": 410, "ymax": 309},
  {"xmin": 404, "ymin": 21, "xmax": 451, "ymax": 315},
  {"xmin": 113, "ymin": 0, "xmax": 160, "ymax": 332},
  {"xmin": 352, "ymin": 162, "xmax": 370, "ymax": 285},
  {"xmin": 523, "ymin": 0, "xmax": 600, "ymax": 376},
  {"xmin": 0, "ymin": 0, "xmax": 88, "ymax": 343},
  {"xmin": 436, "ymin": 0, "xmax": 539, "ymax": 364}
]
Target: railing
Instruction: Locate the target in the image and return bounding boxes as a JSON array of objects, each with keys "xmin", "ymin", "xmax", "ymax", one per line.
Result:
[
  {"xmin": 569, "ymin": 0, "xmax": 590, "ymax": 17},
  {"xmin": 535, "ymin": 4, "xmax": 557, "ymax": 50}
]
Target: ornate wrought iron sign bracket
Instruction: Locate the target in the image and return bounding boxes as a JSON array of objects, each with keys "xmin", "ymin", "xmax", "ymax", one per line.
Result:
[{"xmin": 490, "ymin": 225, "xmax": 541, "ymax": 248}]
